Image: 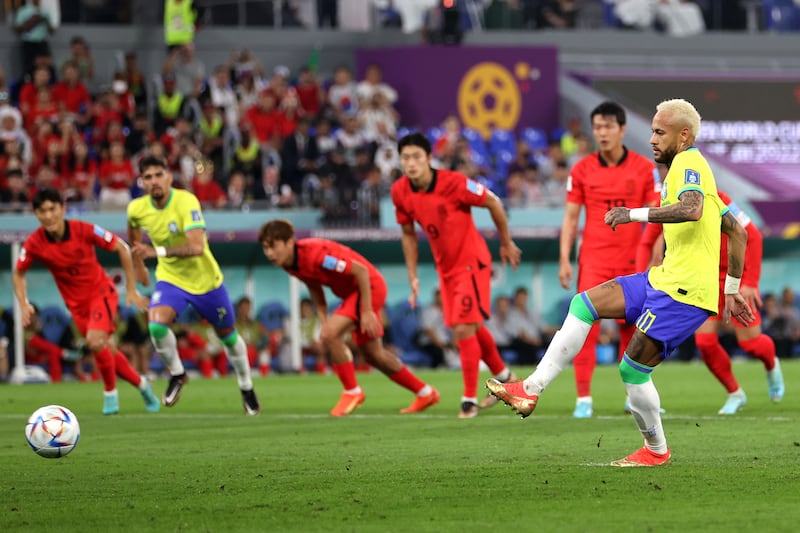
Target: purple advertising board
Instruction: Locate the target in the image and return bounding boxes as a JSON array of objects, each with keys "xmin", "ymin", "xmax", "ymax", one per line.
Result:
[{"xmin": 355, "ymin": 46, "xmax": 559, "ymax": 139}]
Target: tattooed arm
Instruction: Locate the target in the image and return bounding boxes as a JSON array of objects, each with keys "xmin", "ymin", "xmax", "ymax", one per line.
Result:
[
  {"xmin": 605, "ymin": 190, "xmax": 704, "ymax": 229},
  {"xmin": 721, "ymin": 210, "xmax": 747, "ymax": 279}
]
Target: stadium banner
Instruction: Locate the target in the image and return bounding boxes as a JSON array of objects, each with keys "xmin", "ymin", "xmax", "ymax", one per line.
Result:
[
  {"xmin": 750, "ymin": 200, "xmax": 800, "ymax": 239},
  {"xmin": 355, "ymin": 46, "xmax": 559, "ymax": 139}
]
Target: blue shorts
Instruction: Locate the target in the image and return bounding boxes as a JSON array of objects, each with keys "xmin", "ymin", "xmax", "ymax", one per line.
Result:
[
  {"xmin": 616, "ymin": 272, "xmax": 711, "ymax": 359},
  {"xmin": 150, "ymin": 281, "xmax": 235, "ymax": 330}
]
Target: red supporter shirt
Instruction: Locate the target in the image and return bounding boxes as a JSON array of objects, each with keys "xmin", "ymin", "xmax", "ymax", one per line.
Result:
[
  {"xmin": 286, "ymin": 238, "xmax": 383, "ymax": 300},
  {"xmin": 567, "ymin": 147, "xmax": 660, "ymax": 268},
  {"xmin": 51, "ymin": 82, "xmax": 90, "ymax": 114},
  {"xmin": 391, "ymin": 168, "xmax": 491, "ymax": 275},
  {"xmin": 295, "ymin": 83, "xmax": 321, "ymax": 116},
  {"xmin": 16, "ymin": 220, "xmax": 118, "ymax": 308},
  {"xmin": 98, "ymin": 159, "xmax": 135, "ymax": 190},
  {"xmin": 192, "ymin": 178, "xmax": 227, "ymax": 205},
  {"xmin": 635, "ymin": 190, "xmax": 762, "ymax": 287}
]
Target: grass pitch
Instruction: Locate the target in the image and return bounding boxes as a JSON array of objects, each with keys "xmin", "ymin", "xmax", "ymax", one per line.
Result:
[{"xmin": 1, "ymin": 360, "xmax": 799, "ymax": 532}]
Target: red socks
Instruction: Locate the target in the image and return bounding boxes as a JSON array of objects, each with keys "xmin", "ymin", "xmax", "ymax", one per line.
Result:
[
  {"xmin": 114, "ymin": 350, "xmax": 142, "ymax": 387},
  {"xmin": 388, "ymin": 366, "xmax": 425, "ymax": 394},
  {"xmin": 476, "ymin": 325, "xmax": 507, "ymax": 375},
  {"xmin": 457, "ymin": 335, "xmax": 481, "ymax": 398},
  {"xmin": 573, "ymin": 323, "xmax": 600, "ymax": 397},
  {"xmin": 739, "ymin": 334, "xmax": 776, "ymax": 371},
  {"xmin": 94, "ymin": 347, "xmax": 117, "ymax": 392},
  {"xmin": 332, "ymin": 361, "xmax": 359, "ymax": 391},
  {"xmin": 695, "ymin": 332, "xmax": 738, "ymax": 393}
]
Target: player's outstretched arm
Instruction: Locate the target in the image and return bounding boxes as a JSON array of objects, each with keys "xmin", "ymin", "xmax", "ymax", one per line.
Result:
[
  {"xmin": 484, "ymin": 191, "xmax": 521, "ymax": 271},
  {"xmin": 114, "ymin": 239, "xmax": 150, "ymax": 311},
  {"xmin": 399, "ymin": 223, "xmax": 420, "ymax": 308},
  {"xmin": 11, "ymin": 269, "xmax": 36, "ymax": 328}
]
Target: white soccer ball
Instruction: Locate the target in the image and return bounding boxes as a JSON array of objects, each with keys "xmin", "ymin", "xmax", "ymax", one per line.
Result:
[{"xmin": 25, "ymin": 405, "xmax": 81, "ymax": 458}]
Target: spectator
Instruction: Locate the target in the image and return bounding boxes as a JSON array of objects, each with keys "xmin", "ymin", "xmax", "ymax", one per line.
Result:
[
  {"xmin": 197, "ymin": 99, "xmax": 226, "ymax": 173},
  {"xmin": 356, "ymin": 165, "xmax": 386, "ymax": 226},
  {"xmin": 111, "ymin": 72, "xmax": 136, "ymax": 124},
  {"xmin": 63, "ymin": 141, "xmax": 97, "ymax": 203},
  {"xmin": 234, "ymin": 296, "xmax": 267, "ymax": 370},
  {"xmin": 559, "ymin": 117, "xmax": 585, "ymax": 158},
  {"xmin": 244, "ymin": 89, "xmax": 296, "ymax": 145},
  {"xmin": 0, "ymin": 106, "xmax": 33, "ymax": 166},
  {"xmin": 225, "ymin": 170, "xmax": 254, "ymax": 210},
  {"xmin": 655, "ymin": 0, "xmax": 706, "ymax": 37},
  {"xmin": 415, "ymin": 289, "xmax": 453, "ymax": 369},
  {"xmin": 281, "ymin": 116, "xmax": 319, "ymax": 194},
  {"xmin": 14, "ymin": 0, "xmax": 55, "ymax": 76},
  {"xmin": 125, "ymin": 113, "xmax": 153, "ymax": 157},
  {"xmin": 153, "ymin": 73, "xmax": 189, "ymax": 136},
  {"xmin": 326, "ymin": 65, "xmax": 359, "ymax": 125},
  {"xmin": 374, "ymin": 141, "xmax": 401, "ymax": 181},
  {"xmin": 228, "ymin": 48, "xmax": 266, "ymax": 84},
  {"xmin": 485, "ymin": 295, "xmax": 516, "ymax": 359},
  {"xmin": 299, "ymin": 297, "xmax": 325, "ymax": 373},
  {"xmin": 164, "ymin": 0, "xmax": 200, "ymax": 52},
  {"xmin": 230, "ymin": 125, "xmax": 263, "ymax": 182},
  {"xmin": 293, "ymin": 66, "xmax": 324, "ymax": 121},
  {"xmin": 203, "ymin": 64, "xmax": 239, "ymax": 129},
  {"xmin": 505, "ymin": 286, "xmax": 544, "ymax": 364},
  {"xmin": 162, "ymin": 43, "xmax": 206, "ymax": 104},
  {"xmin": 18, "ymin": 65, "xmax": 52, "ymax": 120},
  {"xmin": 317, "ymin": 0, "xmax": 339, "ymax": 27},
  {"xmin": 97, "ymin": 141, "xmax": 134, "ymax": 210},
  {"xmin": 25, "ymin": 86, "xmax": 59, "ymax": 132},
  {"xmin": 356, "ymin": 64, "xmax": 398, "ymax": 107},
  {"xmin": 433, "ymin": 114, "xmax": 462, "ymax": 159},
  {"xmin": 0, "ymin": 168, "xmax": 30, "ymax": 212},
  {"xmin": 334, "ymin": 115, "xmax": 368, "ymax": 164},
  {"xmin": 51, "ymin": 61, "xmax": 90, "ymax": 127},
  {"xmin": 314, "ymin": 117, "xmax": 337, "ymax": 158},
  {"xmin": 253, "ymin": 165, "xmax": 296, "ymax": 207},
  {"xmin": 122, "ymin": 51, "xmax": 147, "ymax": 113},
  {"xmin": 91, "ymin": 88, "xmax": 125, "ymax": 147},
  {"xmin": 358, "ymin": 91, "xmax": 399, "ymax": 146},
  {"xmin": 504, "ymin": 169, "xmax": 527, "ymax": 208},
  {"xmin": 65, "ymin": 36, "xmax": 94, "ymax": 87},
  {"xmin": 191, "ymin": 160, "xmax": 227, "ymax": 209}
]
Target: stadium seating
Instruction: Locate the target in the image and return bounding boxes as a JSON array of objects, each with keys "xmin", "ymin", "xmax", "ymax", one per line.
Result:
[
  {"xmin": 396, "ymin": 126, "xmax": 414, "ymax": 139},
  {"xmin": 763, "ymin": 0, "xmax": 800, "ymax": 31},
  {"xmin": 521, "ymin": 127, "xmax": 549, "ymax": 152},
  {"xmin": 462, "ymin": 127, "xmax": 491, "ymax": 160},
  {"xmin": 426, "ymin": 126, "xmax": 443, "ymax": 144},
  {"xmin": 388, "ymin": 301, "xmax": 431, "ymax": 368},
  {"xmin": 488, "ymin": 128, "xmax": 516, "ymax": 159}
]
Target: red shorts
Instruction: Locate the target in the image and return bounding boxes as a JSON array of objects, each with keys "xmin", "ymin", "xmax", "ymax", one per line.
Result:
[
  {"xmin": 440, "ymin": 263, "xmax": 492, "ymax": 328},
  {"xmin": 69, "ymin": 283, "xmax": 118, "ymax": 337},
  {"xmin": 707, "ymin": 278, "xmax": 762, "ymax": 328},
  {"xmin": 333, "ymin": 277, "xmax": 387, "ymax": 346}
]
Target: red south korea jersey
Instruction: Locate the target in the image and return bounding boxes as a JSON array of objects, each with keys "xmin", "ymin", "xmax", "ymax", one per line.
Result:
[
  {"xmin": 567, "ymin": 148, "xmax": 660, "ymax": 267},
  {"xmin": 16, "ymin": 220, "xmax": 118, "ymax": 308},
  {"xmin": 286, "ymin": 238, "xmax": 384, "ymax": 299},
  {"xmin": 391, "ymin": 168, "xmax": 491, "ymax": 275}
]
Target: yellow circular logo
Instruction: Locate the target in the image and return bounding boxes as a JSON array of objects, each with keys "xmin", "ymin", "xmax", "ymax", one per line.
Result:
[{"xmin": 457, "ymin": 62, "xmax": 521, "ymax": 139}]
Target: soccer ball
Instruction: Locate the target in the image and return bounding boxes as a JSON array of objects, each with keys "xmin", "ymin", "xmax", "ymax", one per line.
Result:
[{"xmin": 25, "ymin": 405, "xmax": 81, "ymax": 458}]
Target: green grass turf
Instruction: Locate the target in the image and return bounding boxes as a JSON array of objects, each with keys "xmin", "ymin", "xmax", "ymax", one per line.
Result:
[{"xmin": 1, "ymin": 360, "xmax": 799, "ymax": 532}]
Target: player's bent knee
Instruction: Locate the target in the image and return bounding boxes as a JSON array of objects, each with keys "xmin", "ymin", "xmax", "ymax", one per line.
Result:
[
  {"xmin": 148, "ymin": 321, "xmax": 170, "ymax": 340},
  {"xmin": 619, "ymin": 356, "xmax": 652, "ymax": 385},
  {"xmin": 569, "ymin": 293, "xmax": 597, "ymax": 325}
]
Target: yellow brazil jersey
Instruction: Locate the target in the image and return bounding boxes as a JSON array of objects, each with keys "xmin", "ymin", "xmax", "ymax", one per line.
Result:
[
  {"xmin": 647, "ymin": 148, "xmax": 727, "ymax": 314},
  {"xmin": 127, "ymin": 189, "xmax": 223, "ymax": 294}
]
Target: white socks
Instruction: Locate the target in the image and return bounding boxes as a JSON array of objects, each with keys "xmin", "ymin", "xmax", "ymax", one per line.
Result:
[
  {"xmin": 152, "ymin": 328, "xmax": 185, "ymax": 376},
  {"xmin": 225, "ymin": 334, "xmax": 254, "ymax": 391},
  {"xmin": 524, "ymin": 314, "xmax": 592, "ymax": 396},
  {"xmin": 625, "ymin": 379, "xmax": 668, "ymax": 454}
]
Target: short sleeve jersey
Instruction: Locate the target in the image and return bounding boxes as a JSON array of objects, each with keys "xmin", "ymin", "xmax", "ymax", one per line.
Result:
[
  {"xmin": 567, "ymin": 148, "xmax": 660, "ymax": 267},
  {"xmin": 127, "ymin": 188, "xmax": 223, "ymax": 294},
  {"xmin": 648, "ymin": 148, "xmax": 726, "ymax": 313},
  {"xmin": 391, "ymin": 169, "xmax": 491, "ymax": 275},
  {"xmin": 16, "ymin": 220, "xmax": 117, "ymax": 308},
  {"xmin": 287, "ymin": 238, "xmax": 384, "ymax": 299}
]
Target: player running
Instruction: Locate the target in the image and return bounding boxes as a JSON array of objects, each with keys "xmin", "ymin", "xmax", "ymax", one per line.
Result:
[
  {"xmin": 487, "ymin": 99, "xmax": 754, "ymax": 466},
  {"xmin": 259, "ymin": 219, "xmax": 440, "ymax": 416},
  {"xmin": 127, "ymin": 155, "xmax": 260, "ymax": 414},
  {"xmin": 637, "ymin": 190, "xmax": 784, "ymax": 414},
  {"xmin": 13, "ymin": 188, "xmax": 159, "ymax": 415},
  {"xmin": 391, "ymin": 132, "xmax": 522, "ymax": 418}
]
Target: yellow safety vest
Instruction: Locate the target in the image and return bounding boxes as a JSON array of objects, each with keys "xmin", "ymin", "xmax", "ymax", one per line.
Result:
[
  {"xmin": 200, "ymin": 115, "xmax": 223, "ymax": 138},
  {"xmin": 158, "ymin": 92, "xmax": 184, "ymax": 119},
  {"xmin": 164, "ymin": 0, "xmax": 196, "ymax": 46},
  {"xmin": 235, "ymin": 140, "xmax": 259, "ymax": 163}
]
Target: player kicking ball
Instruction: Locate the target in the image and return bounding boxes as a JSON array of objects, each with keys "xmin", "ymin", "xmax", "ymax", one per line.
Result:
[
  {"xmin": 259, "ymin": 219, "xmax": 440, "ymax": 416},
  {"xmin": 487, "ymin": 99, "xmax": 755, "ymax": 466},
  {"xmin": 13, "ymin": 188, "xmax": 160, "ymax": 415}
]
